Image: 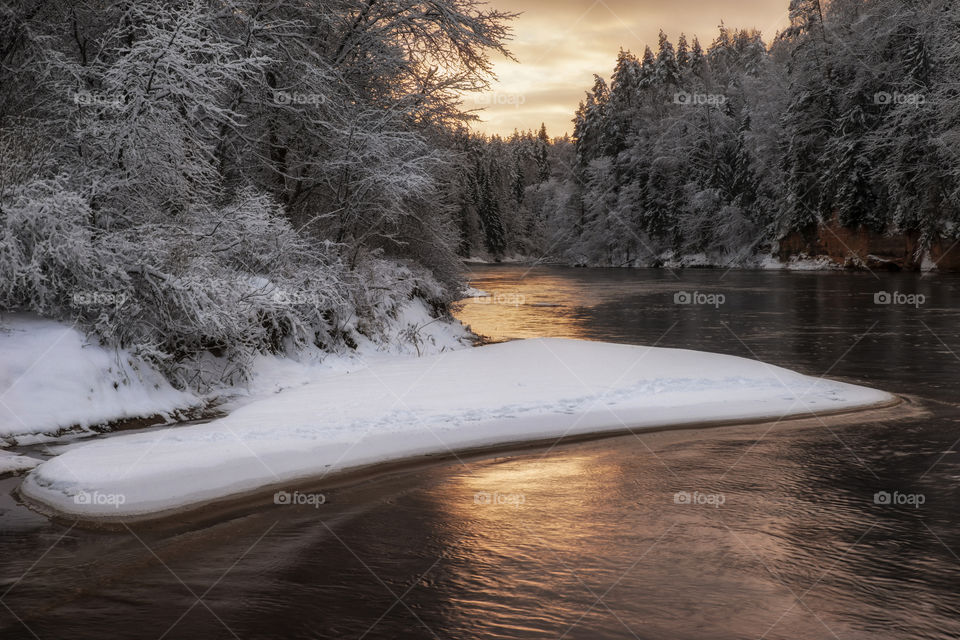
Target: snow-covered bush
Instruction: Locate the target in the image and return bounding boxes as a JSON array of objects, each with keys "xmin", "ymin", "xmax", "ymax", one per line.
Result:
[
  {"xmin": 2, "ymin": 184, "xmax": 339, "ymax": 387},
  {"xmin": 0, "ymin": 177, "xmax": 120, "ymax": 315}
]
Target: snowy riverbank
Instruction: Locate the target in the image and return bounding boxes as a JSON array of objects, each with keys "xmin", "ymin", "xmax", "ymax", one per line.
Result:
[
  {"xmin": 0, "ymin": 315, "xmax": 200, "ymax": 444},
  {"xmin": 0, "ymin": 303, "xmax": 473, "ymax": 445},
  {"xmin": 19, "ymin": 338, "xmax": 895, "ymax": 521}
]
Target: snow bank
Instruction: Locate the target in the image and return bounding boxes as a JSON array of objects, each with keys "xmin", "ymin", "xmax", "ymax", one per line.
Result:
[
  {"xmin": 219, "ymin": 300, "xmax": 472, "ymax": 411},
  {"xmin": 0, "ymin": 302, "xmax": 470, "ymax": 442},
  {"xmin": 0, "ymin": 315, "xmax": 199, "ymax": 442},
  {"xmin": 21, "ymin": 338, "xmax": 894, "ymax": 520},
  {"xmin": 0, "ymin": 450, "xmax": 40, "ymax": 475}
]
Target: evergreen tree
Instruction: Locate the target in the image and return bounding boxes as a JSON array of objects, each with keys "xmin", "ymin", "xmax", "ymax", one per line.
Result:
[
  {"xmin": 677, "ymin": 34, "xmax": 691, "ymax": 69},
  {"xmin": 640, "ymin": 46, "xmax": 657, "ymax": 89},
  {"xmin": 608, "ymin": 49, "xmax": 642, "ymax": 154},
  {"xmin": 512, "ymin": 149, "xmax": 526, "ymax": 205},
  {"xmin": 656, "ymin": 31, "xmax": 681, "ymax": 87},
  {"xmin": 475, "ymin": 158, "xmax": 506, "ymax": 256},
  {"xmin": 573, "ymin": 75, "xmax": 610, "ymax": 166},
  {"xmin": 690, "ymin": 37, "xmax": 706, "ymax": 76},
  {"xmin": 535, "ymin": 124, "xmax": 551, "ymax": 183}
]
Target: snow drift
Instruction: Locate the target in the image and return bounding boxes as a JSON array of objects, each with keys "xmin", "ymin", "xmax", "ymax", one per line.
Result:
[
  {"xmin": 20, "ymin": 338, "xmax": 895, "ymax": 520},
  {"xmin": 0, "ymin": 314, "xmax": 198, "ymax": 442}
]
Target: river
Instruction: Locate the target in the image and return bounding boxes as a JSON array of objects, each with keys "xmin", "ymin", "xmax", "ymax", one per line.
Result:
[{"xmin": 2, "ymin": 265, "xmax": 959, "ymax": 639}]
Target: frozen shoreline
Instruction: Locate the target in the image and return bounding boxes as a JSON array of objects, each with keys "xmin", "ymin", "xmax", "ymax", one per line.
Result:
[{"xmin": 19, "ymin": 338, "xmax": 896, "ymax": 521}]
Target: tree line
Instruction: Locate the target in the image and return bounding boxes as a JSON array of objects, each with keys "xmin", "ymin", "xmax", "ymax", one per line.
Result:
[{"xmin": 454, "ymin": 0, "xmax": 960, "ymax": 267}]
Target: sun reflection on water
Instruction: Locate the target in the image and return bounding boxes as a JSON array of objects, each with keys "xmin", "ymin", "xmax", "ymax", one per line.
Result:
[{"xmin": 454, "ymin": 269, "xmax": 598, "ymax": 341}]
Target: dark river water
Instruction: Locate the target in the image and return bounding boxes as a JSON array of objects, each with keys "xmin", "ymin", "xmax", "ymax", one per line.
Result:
[{"xmin": 3, "ymin": 266, "xmax": 960, "ymax": 639}]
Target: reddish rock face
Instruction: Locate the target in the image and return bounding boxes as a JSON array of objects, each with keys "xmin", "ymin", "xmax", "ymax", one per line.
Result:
[{"xmin": 778, "ymin": 215, "xmax": 960, "ymax": 272}]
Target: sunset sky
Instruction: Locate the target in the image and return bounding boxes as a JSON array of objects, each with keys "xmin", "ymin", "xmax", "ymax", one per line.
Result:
[{"xmin": 469, "ymin": 0, "xmax": 792, "ymax": 137}]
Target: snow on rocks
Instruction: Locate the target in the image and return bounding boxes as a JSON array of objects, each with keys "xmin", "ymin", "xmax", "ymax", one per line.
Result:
[
  {"xmin": 0, "ymin": 314, "xmax": 199, "ymax": 442},
  {"xmin": 20, "ymin": 338, "xmax": 895, "ymax": 520}
]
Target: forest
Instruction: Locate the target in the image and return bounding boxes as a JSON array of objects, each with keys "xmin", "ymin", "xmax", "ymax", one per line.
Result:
[
  {"xmin": 3, "ymin": 0, "xmax": 959, "ymax": 389},
  {"xmin": 455, "ymin": 0, "xmax": 960, "ymax": 267}
]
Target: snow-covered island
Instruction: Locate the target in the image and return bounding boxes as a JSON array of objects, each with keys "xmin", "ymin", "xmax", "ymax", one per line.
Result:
[{"xmin": 17, "ymin": 336, "xmax": 895, "ymax": 521}]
